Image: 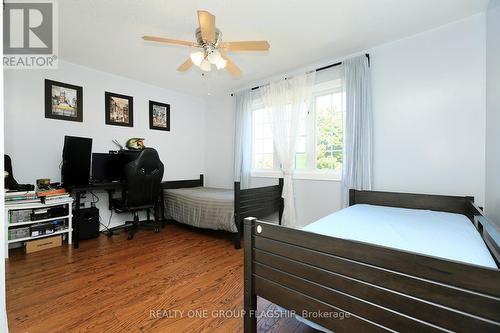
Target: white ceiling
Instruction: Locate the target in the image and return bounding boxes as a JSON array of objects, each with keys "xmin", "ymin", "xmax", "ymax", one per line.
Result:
[{"xmin": 59, "ymin": 0, "xmax": 488, "ymax": 96}]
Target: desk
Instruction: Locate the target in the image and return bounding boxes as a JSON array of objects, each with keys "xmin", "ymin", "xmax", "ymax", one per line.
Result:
[
  {"xmin": 68, "ymin": 181, "xmax": 122, "ymax": 249},
  {"xmin": 68, "ymin": 181, "xmax": 165, "ymax": 249}
]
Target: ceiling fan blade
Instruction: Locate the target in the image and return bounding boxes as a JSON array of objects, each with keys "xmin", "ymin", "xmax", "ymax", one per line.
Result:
[
  {"xmin": 177, "ymin": 58, "xmax": 193, "ymax": 72},
  {"xmin": 221, "ymin": 41, "xmax": 270, "ymax": 51},
  {"xmin": 197, "ymin": 10, "xmax": 216, "ymax": 43},
  {"xmin": 220, "ymin": 53, "xmax": 241, "ymax": 77},
  {"xmin": 143, "ymin": 35, "xmax": 196, "ymax": 47}
]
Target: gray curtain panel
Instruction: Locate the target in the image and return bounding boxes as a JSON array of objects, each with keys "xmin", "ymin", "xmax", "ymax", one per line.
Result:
[
  {"xmin": 233, "ymin": 89, "xmax": 253, "ymax": 189},
  {"xmin": 342, "ymin": 55, "xmax": 373, "ymax": 206}
]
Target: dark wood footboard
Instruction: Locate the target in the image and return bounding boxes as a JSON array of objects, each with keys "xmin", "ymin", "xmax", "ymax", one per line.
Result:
[
  {"xmin": 234, "ymin": 179, "xmax": 283, "ymax": 249},
  {"xmin": 244, "ymin": 190, "xmax": 500, "ymax": 333}
]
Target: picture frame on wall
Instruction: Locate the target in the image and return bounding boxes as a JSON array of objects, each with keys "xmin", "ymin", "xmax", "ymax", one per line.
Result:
[
  {"xmin": 149, "ymin": 100, "xmax": 170, "ymax": 131},
  {"xmin": 45, "ymin": 79, "xmax": 83, "ymax": 122},
  {"xmin": 105, "ymin": 92, "xmax": 133, "ymax": 127}
]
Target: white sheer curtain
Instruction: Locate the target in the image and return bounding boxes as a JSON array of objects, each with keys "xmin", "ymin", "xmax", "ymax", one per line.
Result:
[
  {"xmin": 342, "ymin": 55, "xmax": 373, "ymax": 206},
  {"xmin": 261, "ymin": 72, "xmax": 316, "ymax": 227},
  {"xmin": 233, "ymin": 89, "xmax": 253, "ymax": 189}
]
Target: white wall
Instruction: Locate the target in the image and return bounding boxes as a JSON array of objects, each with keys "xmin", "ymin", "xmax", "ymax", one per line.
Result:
[
  {"xmin": 486, "ymin": 0, "xmax": 500, "ymax": 227},
  {"xmin": 204, "ymin": 14, "xmax": 487, "ymax": 227},
  {"xmin": 4, "ymin": 60, "xmax": 206, "ymax": 228},
  {"xmin": 370, "ymin": 13, "xmax": 486, "ymax": 204},
  {"xmin": 204, "ymin": 95, "xmax": 234, "ymax": 188}
]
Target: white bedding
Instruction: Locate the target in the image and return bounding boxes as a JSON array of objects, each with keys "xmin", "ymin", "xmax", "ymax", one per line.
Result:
[
  {"xmin": 303, "ymin": 204, "xmax": 497, "ymax": 268},
  {"xmin": 295, "ymin": 204, "xmax": 497, "ymax": 333}
]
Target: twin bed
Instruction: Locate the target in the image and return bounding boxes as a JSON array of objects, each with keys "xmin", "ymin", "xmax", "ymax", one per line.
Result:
[
  {"xmin": 244, "ymin": 189, "xmax": 500, "ymax": 332},
  {"xmin": 161, "ymin": 177, "xmax": 500, "ymax": 331},
  {"xmin": 161, "ymin": 175, "xmax": 283, "ymax": 249}
]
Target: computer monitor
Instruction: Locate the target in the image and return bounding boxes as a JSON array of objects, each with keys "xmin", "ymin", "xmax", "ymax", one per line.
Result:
[
  {"xmin": 91, "ymin": 153, "xmax": 122, "ymax": 183},
  {"xmin": 61, "ymin": 136, "xmax": 92, "ymax": 187}
]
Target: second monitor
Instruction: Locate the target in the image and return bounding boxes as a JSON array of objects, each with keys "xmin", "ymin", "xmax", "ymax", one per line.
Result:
[
  {"xmin": 91, "ymin": 153, "xmax": 122, "ymax": 183},
  {"xmin": 91, "ymin": 150, "xmax": 142, "ymax": 183}
]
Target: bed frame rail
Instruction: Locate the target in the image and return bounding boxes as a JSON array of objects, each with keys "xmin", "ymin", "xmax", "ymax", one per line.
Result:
[
  {"xmin": 244, "ymin": 190, "xmax": 500, "ymax": 333},
  {"xmin": 467, "ymin": 200, "xmax": 500, "ymax": 265}
]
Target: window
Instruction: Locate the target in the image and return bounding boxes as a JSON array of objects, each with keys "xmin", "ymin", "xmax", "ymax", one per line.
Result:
[
  {"xmin": 294, "ymin": 111, "xmax": 308, "ymax": 170},
  {"xmin": 250, "ymin": 69, "xmax": 344, "ymax": 180},
  {"xmin": 251, "ymin": 107, "xmax": 274, "ymax": 170},
  {"xmin": 314, "ymin": 90, "xmax": 344, "ymax": 172}
]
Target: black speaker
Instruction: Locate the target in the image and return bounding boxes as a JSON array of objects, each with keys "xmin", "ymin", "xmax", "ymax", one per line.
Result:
[
  {"xmin": 62, "ymin": 136, "xmax": 92, "ymax": 187},
  {"xmin": 74, "ymin": 207, "xmax": 100, "ymax": 240}
]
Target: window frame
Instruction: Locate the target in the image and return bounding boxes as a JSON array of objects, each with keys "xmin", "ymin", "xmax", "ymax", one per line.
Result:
[
  {"xmin": 250, "ymin": 101, "xmax": 280, "ymax": 172},
  {"xmin": 250, "ymin": 84, "xmax": 344, "ymax": 182},
  {"xmin": 308, "ymin": 86, "xmax": 344, "ymax": 181}
]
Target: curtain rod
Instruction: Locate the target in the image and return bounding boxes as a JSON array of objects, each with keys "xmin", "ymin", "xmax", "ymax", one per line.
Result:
[{"xmin": 231, "ymin": 53, "xmax": 370, "ymax": 96}]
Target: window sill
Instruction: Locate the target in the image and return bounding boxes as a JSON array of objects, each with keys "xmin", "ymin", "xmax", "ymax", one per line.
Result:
[{"xmin": 251, "ymin": 170, "xmax": 341, "ymax": 182}]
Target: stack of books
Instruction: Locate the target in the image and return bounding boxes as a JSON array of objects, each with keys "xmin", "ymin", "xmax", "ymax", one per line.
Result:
[
  {"xmin": 36, "ymin": 188, "xmax": 71, "ymax": 204},
  {"xmin": 5, "ymin": 190, "xmax": 41, "ymax": 205}
]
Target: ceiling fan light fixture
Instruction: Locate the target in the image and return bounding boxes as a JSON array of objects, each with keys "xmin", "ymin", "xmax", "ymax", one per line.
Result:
[
  {"xmin": 215, "ymin": 57, "xmax": 227, "ymax": 69},
  {"xmin": 207, "ymin": 49, "xmax": 222, "ymax": 64},
  {"xmin": 200, "ymin": 59, "xmax": 212, "ymax": 71},
  {"xmin": 144, "ymin": 10, "xmax": 269, "ymax": 77},
  {"xmin": 190, "ymin": 51, "xmax": 205, "ymax": 66}
]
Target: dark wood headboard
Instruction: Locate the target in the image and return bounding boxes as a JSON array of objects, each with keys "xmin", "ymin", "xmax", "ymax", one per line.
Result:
[
  {"xmin": 349, "ymin": 189, "xmax": 473, "ymax": 215},
  {"xmin": 161, "ymin": 174, "xmax": 204, "ymax": 189}
]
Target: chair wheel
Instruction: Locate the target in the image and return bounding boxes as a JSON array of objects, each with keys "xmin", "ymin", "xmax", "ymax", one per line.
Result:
[
  {"xmin": 154, "ymin": 227, "xmax": 160, "ymax": 233},
  {"xmin": 127, "ymin": 233, "xmax": 133, "ymax": 240}
]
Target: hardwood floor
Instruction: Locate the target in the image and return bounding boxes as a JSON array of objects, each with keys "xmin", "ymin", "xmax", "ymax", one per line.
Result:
[{"xmin": 6, "ymin": 222, "xmax": 319, "ymax": 333}]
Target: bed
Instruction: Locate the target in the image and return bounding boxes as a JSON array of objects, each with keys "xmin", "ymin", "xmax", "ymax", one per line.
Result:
[
  {"xmin": 243, "ymin": 189, "xmax": 500, "ymax": 332},
  {"xmin": 162, "ymin": 175, "xmax": 283, "ymax": 249}
]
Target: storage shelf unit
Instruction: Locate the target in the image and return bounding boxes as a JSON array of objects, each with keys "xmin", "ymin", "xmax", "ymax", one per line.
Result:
[
  {"xmin": 4, "ymin": 198, "xmax": 73, "ymax": 258},
  {"xmin": 8, "ymin": 229, "xmax": 71, "ymax": 244},
  {"xmin": 8, "ymin": 214, "xmax": 71, "ymax": 227}
]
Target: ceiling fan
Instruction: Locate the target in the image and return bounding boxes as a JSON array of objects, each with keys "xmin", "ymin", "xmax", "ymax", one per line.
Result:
[{"xmin": 142, "ymin": 10, "xmax": 270, "ymax": 77}]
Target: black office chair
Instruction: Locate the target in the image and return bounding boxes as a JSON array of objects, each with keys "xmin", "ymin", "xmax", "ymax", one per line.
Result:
[
  {"xmin": 4, "ymin": 155, "xmax": 34, "ymax": 191},
  {"xmin": 108, "ymin": 148, "xmax": 164, "ymax": 240}
]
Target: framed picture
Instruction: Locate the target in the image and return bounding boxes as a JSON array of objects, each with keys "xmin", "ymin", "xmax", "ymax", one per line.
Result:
[
  {"xmin": 105, "ymin": 92, "xmax": 133, "ymax": 127},
  {"xmin": 149, "ymin": 100, "xmax": 170, "ymax": 131},
  {"xmin": 45, "ymin": 79, "xmax": 83, "ymax": 122}
]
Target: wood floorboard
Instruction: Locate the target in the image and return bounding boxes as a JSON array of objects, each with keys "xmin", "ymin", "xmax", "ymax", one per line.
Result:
[{"xmin": 6, "ymin": 222, "xmax": 319, "ymax": 333}]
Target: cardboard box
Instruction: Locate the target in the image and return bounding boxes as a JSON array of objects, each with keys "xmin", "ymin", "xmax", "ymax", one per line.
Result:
[{"xmin": 25, "ymin": 235, "xmax": 62, "ymax": 253}]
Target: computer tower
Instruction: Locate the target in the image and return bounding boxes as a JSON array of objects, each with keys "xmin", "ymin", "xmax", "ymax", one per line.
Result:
[
  {"xmin": 61, "ymin": 136, "xmax": 92, "ymax": 187},
  {"xmin": 74, "ymin": 207, "xmax": 100, "ymax": 240}
]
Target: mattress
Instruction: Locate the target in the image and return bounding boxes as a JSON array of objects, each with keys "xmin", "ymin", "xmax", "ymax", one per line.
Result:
[
  {"xmin": 296, "ymin": 204, "xmax": 497, "ymax": 333},
  {"xmin": 304, "ymin": 204, "xmax": 497, "ymax": 268},
  {"xmin": 163, "ymin": 187, "xmax": 237, "ymax": 233}
]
